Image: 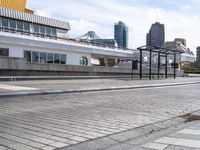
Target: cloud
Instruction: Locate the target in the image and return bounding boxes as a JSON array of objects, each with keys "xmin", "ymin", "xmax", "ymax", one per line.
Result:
[
  {"xmin": 181, "ymin": 5, "xmax": 191, "ymax": 10},
  {"xmin": 27, "ymin": 0, "xmax": 200, "ymax": 54}
]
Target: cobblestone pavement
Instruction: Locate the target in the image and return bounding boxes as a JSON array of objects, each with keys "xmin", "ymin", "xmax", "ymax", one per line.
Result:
[
  {"xmin": 0, "ymin": 77, "xmax": 200, "ymax": 93},
  {"xmin": 138, "ymin": 121, "xmax": 200, "ymax": 150},
  {"xmin": 0, "ymin": 81, "xmax": 200, "ymax": 149}
]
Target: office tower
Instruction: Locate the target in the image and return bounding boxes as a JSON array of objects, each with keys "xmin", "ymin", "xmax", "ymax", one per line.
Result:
[
  {"xmin": 146, "ymin": 22, "xmax": 165, "ymax": 47},
  {"xmin": 114, "ymin": 21, "xmax": 128, "ymax": 48}
]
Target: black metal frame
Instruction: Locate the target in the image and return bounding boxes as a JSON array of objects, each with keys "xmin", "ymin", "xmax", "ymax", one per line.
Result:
[{"xmin": 135, "ymin": 45, "xmax": 183, "ymax": 80}]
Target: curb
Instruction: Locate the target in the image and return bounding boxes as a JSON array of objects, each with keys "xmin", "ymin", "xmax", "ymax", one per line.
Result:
[
  {"xmin": 1, "ymin": 81, "xmax": 200, "ymax": 98},
  {"xmin": 60, "ymin": 110, "xmax": 200, "ymax": 150}
]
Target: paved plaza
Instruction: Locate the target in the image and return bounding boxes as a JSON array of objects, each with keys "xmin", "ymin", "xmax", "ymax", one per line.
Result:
[{"xmin": 0, "ymin": 78, "xmax": 200, "ymax": 149}]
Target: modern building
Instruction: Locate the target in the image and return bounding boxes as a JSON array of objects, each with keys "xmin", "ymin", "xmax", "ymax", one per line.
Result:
[
  {"xmin": 114, "ymin": 21, "xmax": 128, "ymax": 48},
  {"xmin": 163, "ymin": 39, "xmax": 195, "ymax": 69},
  {"xmin": 0, "ymin": 0, "xmax": 33, "ymax": 14},
  {"xmin": 175, "ymin": 38, "xmax": 186, "ymax": 47},
  {"xmin": 197, "ymin": 47, "xmax": 200, "ymax": 62},
  {"xmin": 146, "ymin": 22, "xmax": 165, "ymax": 47},
  {"xmin": 77, "ymin": 31, "xmax": 117, "ymax": 47},
  {"xmin": 0, "ymin": 5, "xmax": 134, "ymax": 69}
]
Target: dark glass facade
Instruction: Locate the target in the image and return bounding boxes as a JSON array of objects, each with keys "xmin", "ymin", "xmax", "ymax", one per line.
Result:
[
  {"xmin": 114, "ymin": 21, "xmax": 128, "ymax": 48},
  {"xmin": 146, "ymin": 22, "xmax": 165, "ymax": 47},
  {"xmin": 197, "ymin": 47, "xmax": 200, "ymax": 62}
]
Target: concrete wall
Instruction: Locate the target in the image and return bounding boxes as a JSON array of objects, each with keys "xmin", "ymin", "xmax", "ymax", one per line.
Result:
[{"xmin": 0, "ymin": 57, "xmax": 174, "ymax": 76}]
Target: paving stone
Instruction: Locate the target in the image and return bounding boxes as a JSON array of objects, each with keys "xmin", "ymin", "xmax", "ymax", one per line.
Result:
[
  {"xmin": 155, "ymin": 137, "xmax": 200, "ymax": 148},
  {"xmin": 0, "ymin": 78, "xmax": 200, "ymax": 150},
  {"xmin": 141, "ymin": 142, "xmax": 169, "ymax": 150},
  {"xmin": 164, "ymin": 145, "xmax": 200, "ymax": 150},
  {"xmin": 48, "ymin": 142, "xmax": 69, "ymax": 148}
]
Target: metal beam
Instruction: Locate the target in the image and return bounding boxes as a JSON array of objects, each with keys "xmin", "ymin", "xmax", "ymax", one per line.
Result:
[
  {"xmin": 140, "ymin": 50, "xmax": 143, "ymax": 79},
  {"xmin": 158, "ymin": 52, "xmax": 160, "ymax": 79},
  {"xmin": 165, "ymin": 53, "xmax": 168, "ymax": 79},
  {"xmin": 174, "ymin": 53, "xmax": 176, "ymax": 79},
  {"xmin": 149, "ymin": 49, "xmax": 152, "ymax": 80}
]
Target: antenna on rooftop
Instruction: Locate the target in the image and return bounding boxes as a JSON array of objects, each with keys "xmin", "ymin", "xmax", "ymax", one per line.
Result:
[{"xmin": 156, "ymin": 10, "xmax": 159, "ymax": 22}]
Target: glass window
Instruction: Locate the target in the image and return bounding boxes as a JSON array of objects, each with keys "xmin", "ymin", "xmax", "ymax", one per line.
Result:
[
  {"xmin": 34, "ymin": 24, "xmax": 39, "ymax": 34},
  {"xmin": 40, "ymin": 25, "xmax": 45, "ymax": 35},
  {"xmin": 61, "ymin": 54, "xmax": 66, "ymax": 64},
  {"xmin": 80, "ymin": 56, "xmax": 88, "ymax": 66},
  {"xmin": 40, "ymin": 52, "xmax": 46, "ymax": 63},
  {"xmin": 32, "ymin": 51, "xmax": 39, "ymax": 63},
  {"xmin": 54, "ymin": 54, "xmax": 60, "ymax": 64},
  {"xmin": 24, "ymin": 51, "xmax": 31, "ymax": 62},
  {"xmin": 0, "ymin": 48, "xmax": 9, "ymax": 57},
  {"xmin": 9, "ymin": 19, "xmax": 16, "ymax": 29},
  {"xmin": 47, "ymin": 53, "xmax": 53, "ymax": 64},
  {"xmin": 2, "ymin": 18, "xmax": 9, "ymax": 28},
  {"xmin": 17, "ymin": 21, "xmax": 23, "ymax": 31},
  {"xmin": 46, "ymin": 27, "xmax": 51, "ymax": 35},
  {"xmin": 24, "ymin": 22, "xmax": 30, "ymax": 32},
  {"xmin": 51, "ymin": 28, "xmax": 57, "ymax": 36}
]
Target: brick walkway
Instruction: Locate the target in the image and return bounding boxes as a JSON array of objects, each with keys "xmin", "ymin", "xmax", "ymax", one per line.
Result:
[{"xmin": 0, "ymin": 80, "xmax": 200, "ymax": 149}]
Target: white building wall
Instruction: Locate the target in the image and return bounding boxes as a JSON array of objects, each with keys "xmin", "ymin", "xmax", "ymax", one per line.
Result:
[
  {"xmin": 67, "ymin": 52, "xmax": 91, "ymax": 65},
  {"xmin": 0, "ymin": 43, "xmax": 23, "ymax": 58},
  {"xmin": 0, "ymin": 42, "xmax": 91, "ymax": 66}
]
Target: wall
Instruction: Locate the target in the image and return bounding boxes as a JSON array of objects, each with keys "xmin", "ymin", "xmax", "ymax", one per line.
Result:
[
  {"xmin": 0, "ymin": 57, "xmax": 174, "ymax": 76},
  {"xmin": 0, "ymin": 43, "xmax": 91, "ymax": 66}
]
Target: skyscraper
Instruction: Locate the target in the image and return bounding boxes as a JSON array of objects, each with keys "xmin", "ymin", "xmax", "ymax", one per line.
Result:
[
  {"xmin": 114, "ymin": 21, "xmax": 128, "ymax": 48},
  {"xmin": 146, "ymin": 22, "xmax": 165, "ymax": 47},
  {"xmin": 197, "ymin": 47, "xmax": 200, "ymax": 62}
]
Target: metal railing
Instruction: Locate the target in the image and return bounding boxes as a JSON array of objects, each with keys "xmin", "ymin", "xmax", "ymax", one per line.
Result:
[{"xmin": 0, "ymin": 27, "xmax": 133, "ymax": 51}]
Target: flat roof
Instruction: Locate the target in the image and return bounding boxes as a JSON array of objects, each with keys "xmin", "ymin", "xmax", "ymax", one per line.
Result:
[{"xmin": 0, "ymin": 7, "xmax": 70, "ymax": 30}]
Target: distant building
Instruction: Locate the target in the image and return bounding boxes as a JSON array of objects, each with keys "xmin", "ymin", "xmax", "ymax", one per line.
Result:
[
  {"xmin": 114, "ymin": 21, "xmax": 128, "ymax": 48},
  {"xmin": 197, "ymin": 47, "xmax": 200, "ymax": 62},
  {"xmin": 146, "ymin": 22, "xmax": 165, "ymax": 47},
  {"xmin": 175, "ymin": 38, "xmax": 186, "ymax": 47},
  {"xmin": 77, "ymin": 31, "xmax": 117, "ymax": 47},
  {"xmin": 0, "ymin": 0, "xmax": 33, "ymax": 14},
  {"xmin": 163, "ymin": 39, "xmax": 195, "ymax": 68}
]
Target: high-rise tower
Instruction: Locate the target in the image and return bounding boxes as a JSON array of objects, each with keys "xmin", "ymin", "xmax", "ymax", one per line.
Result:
[
  {"xmin": 146, "ymin": 22, "xmax": 165, "ymax": 47},
  {"xmin": 114, "ymin": 21, "xmax": 128, "ymax": 48}
]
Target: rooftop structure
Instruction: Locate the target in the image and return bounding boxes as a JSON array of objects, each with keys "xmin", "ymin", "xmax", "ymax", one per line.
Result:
[
  {"xmin": 0, "ymin": 0, "xmax": 33, "ymax": 14},
  {"xmin": 77, "ymin": 31, "xmax": 117, "ymax": 47}
]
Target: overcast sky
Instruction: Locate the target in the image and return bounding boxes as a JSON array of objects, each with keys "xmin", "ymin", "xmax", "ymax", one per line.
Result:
[{"xmin": 27, "ymin": 0, "xmax": 200, "ymax": 53}]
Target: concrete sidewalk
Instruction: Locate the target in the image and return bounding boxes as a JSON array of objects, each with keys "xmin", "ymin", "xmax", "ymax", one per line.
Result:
[{"xmin": 0, "ymin": 77, "xmax": 200, "ymax": 97}]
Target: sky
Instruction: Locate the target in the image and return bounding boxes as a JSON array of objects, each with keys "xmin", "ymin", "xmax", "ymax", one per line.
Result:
[{"xmin": 27, "ymin": 0, "xmax": 200, "ymax": 54}]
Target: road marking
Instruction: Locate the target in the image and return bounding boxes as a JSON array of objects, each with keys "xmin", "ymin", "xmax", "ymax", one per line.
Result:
[
  {"xmin": 0, "ymin": 84, "xmax": 38, "ymax": 91},
  {"xmin": 142, "ymin": 142, "xmax": 168, "ymax": 150},
  {"xmin": 155, "ymin": 137, "xmax": 200, "ymax": 148},
  {"xmin": 178, "ymin": 129, "xmax": 200, "ymax": 135}
]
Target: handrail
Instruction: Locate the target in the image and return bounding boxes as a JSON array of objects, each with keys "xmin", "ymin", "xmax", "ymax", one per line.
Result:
[{"xmin": 0, "ymin": 27, "xmax": 136, "ymax": 52}]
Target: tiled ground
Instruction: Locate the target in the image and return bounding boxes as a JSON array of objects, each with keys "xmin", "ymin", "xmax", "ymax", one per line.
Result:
[
  {"xmin": 0, "ymin": 81, "xmax": 200, "ymax": 149},
  {"xmin": 140, "ymin": 121, "xmax": 200, "ymax": 150}
]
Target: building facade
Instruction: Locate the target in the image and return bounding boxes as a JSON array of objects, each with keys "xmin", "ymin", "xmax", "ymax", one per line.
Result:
[
  {"xmin": 146, "ymin": 22, "xmax": 165, "ymax": 47},
  {"xmin": 0, "ymin": 0, "xmax": 33, "ymax": 14},
  {"xmin": 114, "ymin": 21, "xmax": 128, "ymax": 48},
  {"xmin": 197, "ymin": 47, "xmax": 200, "ymax": 62},
  {"xmin": 0, "ymin": 7, "xmax": 134, "ymax": 67},
  {"xmin": 175, "ymin": 38, "xmax": 186, "ymax": 47}
]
